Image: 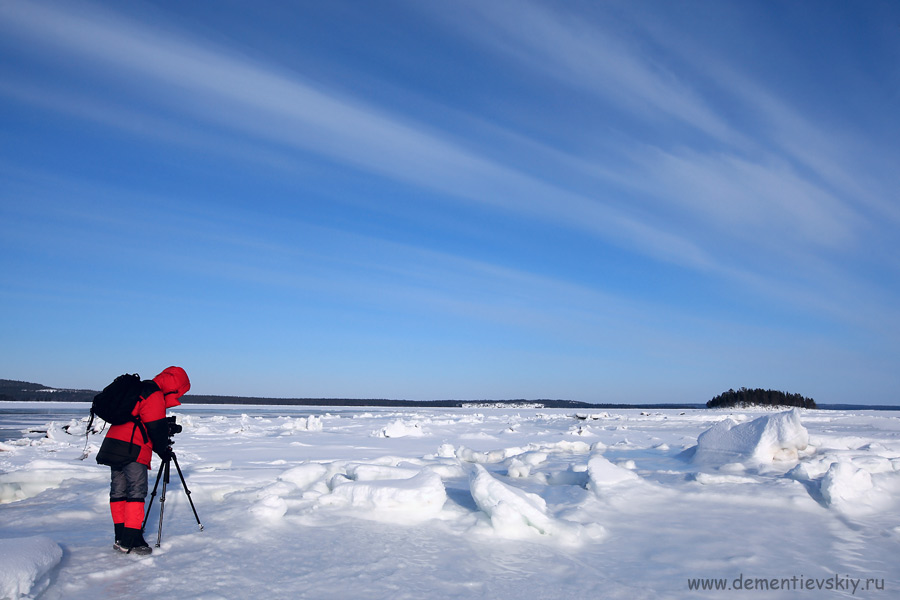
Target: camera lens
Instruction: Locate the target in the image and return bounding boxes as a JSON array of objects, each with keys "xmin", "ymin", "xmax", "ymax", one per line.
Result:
[{"xmin": 167, "ymin": 415, "xmax": 183, "ymax": 435}]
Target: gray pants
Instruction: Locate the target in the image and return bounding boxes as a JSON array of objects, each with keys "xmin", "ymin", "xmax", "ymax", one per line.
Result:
[{"xmin": 110, "ymin": 462, "xmax": 148, "ymax": 502}]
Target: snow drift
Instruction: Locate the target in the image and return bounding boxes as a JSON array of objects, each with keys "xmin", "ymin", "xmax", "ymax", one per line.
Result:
[
  {"xmin": 0, "ymin": 536, "xmax": 62, "ymax": 600},
  {"xmin": 469, "ymin": 464, "xmax": 604, "ymax": 544},
  {"xmin": 821, "ymin": 461, "xmax": 873, "ymax": 507},
  {"xmin": 587, "ymin": 454, "xmax": 640, "ymax": 489},
  {"xmin": 691, "ymin": 409, "xmax": 810, "ymax": 466},
  {"xmin": 818, "ymin": 460, "xmax": 899, "ymax": 514},
  {"xmin": 320, "ymin": 469, "xmax": 447, "ymax": 521}
]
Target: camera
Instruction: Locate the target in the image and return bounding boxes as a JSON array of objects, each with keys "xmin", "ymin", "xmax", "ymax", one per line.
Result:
[{"xmin": 167, "ymin": 415, "xmax": 183, "ymax": 436}]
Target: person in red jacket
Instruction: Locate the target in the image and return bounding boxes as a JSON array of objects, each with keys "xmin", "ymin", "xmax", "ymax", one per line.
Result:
[{"xmin": 96, "ymin": 366, "xmax": 190, "ymax": 555}]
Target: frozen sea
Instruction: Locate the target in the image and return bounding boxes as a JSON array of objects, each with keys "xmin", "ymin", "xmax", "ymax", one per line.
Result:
[{"xmin": 1, "ymin": 402, "xmax": 898, "ymax": 599}]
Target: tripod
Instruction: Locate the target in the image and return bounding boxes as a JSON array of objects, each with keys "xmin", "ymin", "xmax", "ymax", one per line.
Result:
[{"xmin": 143, "ymin": 447, "xmax": 204, "ymax": 547}]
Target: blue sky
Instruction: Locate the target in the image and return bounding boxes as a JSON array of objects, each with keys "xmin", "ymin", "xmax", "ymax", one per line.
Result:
[{"xmin": 1, "ymin": 0, "xmax": 898, "ymax": 404}]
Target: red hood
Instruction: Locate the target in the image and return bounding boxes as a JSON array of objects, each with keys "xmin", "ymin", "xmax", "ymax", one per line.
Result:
[{"xmin": 153, "ymin": 366, "xmax": 190, "ymax": 408}]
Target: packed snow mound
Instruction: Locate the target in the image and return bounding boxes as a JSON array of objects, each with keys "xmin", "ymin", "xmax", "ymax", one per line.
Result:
[
  {"xmin": 821, "ymin": 461, "xmax": 872, "ymax": 506},
  {"xmin": 279, "ymin": 415, "xmax": 322, "ymax": 433},
  {"xmin": 250, "ymin": 493, "xmax": 288, "ymax": 520},
  {"xmin": 346, "ymin": 464, "xmax": 420, "ymax": 481},
  {"xmin": 507, "ymin": 451, "xmax": 548, "ymax": 478},
  {"xmin": 319, "ymin": 469, "xmax": 447, "ymax": 521},
  {"xmin": 469, "ymin": 465, "xmax": 604, "ymax": 544},
  {"xmin": 454, "ymin": 440, "xmax": 591, "ymax": 465},
  {"xmin": 470, "ymin": 464, "xmax": 553, "ymax": 539},
  {"xmin": 587, "ymin": 454, "xmax": 640, "ymax": 489},
  {"xmin": 278, "ymin": 463, "xmax": 328, "ymax": 490},
  {"xmin": 375, "ymin": 419, "xmax": 425, "ymax": 438},
  {"xmin": 692, "ymin": 409, "xmax": 810, "ymax": 465},
  {"xmin": 0, "ymin": 536, "xmax": 62, "ymax": 600},
  {"xmin": 818, "ymin": 460, "xmax": 899, "ymax": 514}
]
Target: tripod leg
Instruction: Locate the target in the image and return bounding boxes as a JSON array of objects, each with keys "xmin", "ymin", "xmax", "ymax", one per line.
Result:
[
  {"xmin": 143, "ymin": 459, "xmax": 166, "ymax": 532},
  {"xmin": 155, "ymin": 459, "xmax": 171, "ymax": 548},
  {"xmin": 172, "ymin": 454, "xmax": 204, "ymax": 531}
]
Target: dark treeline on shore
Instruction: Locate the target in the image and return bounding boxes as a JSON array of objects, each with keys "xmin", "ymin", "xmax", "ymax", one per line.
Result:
[
  {"xmin": 0, "ymin": 378, "xmax": 701, "ymax": 409},
  {"xmin": 185, "ymin": 395, "xmax": 595, "ymax": 408},
  {"xmin": 0, "ymin": 379, "xmax": 95, "ymax": 403},
  {"xmin": 3, "ymin": 379, "xmax": 897, "ymax": 410},
  {"xmin": 0, "ymin": 380, "xmax": 595, "ymax": 408}
]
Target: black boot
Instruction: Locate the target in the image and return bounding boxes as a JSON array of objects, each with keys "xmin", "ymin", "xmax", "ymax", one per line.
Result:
[
  {"xmin": 119, "ymin": 528, "xmax": 153, "ymax": 555},
  {"xmin": 113, "ymin": 523, "xmax": 125, "ymax": 551}
]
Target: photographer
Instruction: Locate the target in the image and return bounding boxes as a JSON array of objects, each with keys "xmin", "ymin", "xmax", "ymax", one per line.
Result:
[{"xmin": 96, "ymin": 366, "xmax": 190, "ymax": 555}]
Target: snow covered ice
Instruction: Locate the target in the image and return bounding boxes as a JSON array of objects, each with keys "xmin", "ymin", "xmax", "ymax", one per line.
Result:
[
  {"xmin": 1, "ymin": 403, "xmax": 898, "ymax": 599},
  {"xmin": 0, "ymin": 536, "xmax": 61, "ymax": 600}
]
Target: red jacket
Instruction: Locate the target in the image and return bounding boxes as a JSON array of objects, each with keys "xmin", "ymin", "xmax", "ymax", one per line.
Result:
[{"xmin": 96, "ymin": 367, "xmax": 190, "ymax": 467}]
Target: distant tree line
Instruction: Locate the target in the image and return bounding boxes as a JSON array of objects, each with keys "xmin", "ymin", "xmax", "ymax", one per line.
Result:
[
  {"xmin": 707, "ymin": 387, "xmax": 816, "ymax": 409},
  {"xmin": 181, "ymin": 395, "xmax": 601, "ymax": 409},
  {"xmin": 0, "ymin": 379, "xmax": 94, "ymax": 402},
  {"xmin": 0, "ymin": 380, "xmax": 601, "ymax": 409},
  {"xmin": 6, "ymin": 378, "xmax": 820, "ymax": 411}
]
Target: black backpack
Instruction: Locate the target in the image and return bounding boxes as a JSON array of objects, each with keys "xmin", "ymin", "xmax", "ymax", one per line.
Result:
[
  {"xmin": 87, "ymin": 374, "xmax": 149, "ymax": 438},
  {"xmin": 81, "ymin": 373, "xmax": 156, "ymax": 461}
]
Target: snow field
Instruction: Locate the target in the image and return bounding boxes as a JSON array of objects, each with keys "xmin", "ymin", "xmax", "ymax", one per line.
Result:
[
  {"xmin": 0, "ymin": 536, "xmax": 62, "ymax": 600},
  {"xmin": 1, "ymin": 404, "xmax": 899, "ymax": 599}
]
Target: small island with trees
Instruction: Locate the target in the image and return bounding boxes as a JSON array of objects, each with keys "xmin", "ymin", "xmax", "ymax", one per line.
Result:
[{"xmin": 707, "ymin": 387, "xmax": 816, "ymax": 409}]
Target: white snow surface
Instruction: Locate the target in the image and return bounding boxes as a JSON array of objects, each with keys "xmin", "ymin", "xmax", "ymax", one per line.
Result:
[
  {"xmin": 0, "ymin": 536, "xmax": 62, "ymax": 600},
  {"xmin": 1, "ymin": 403, "xmax": 899, "ymax": 599}
]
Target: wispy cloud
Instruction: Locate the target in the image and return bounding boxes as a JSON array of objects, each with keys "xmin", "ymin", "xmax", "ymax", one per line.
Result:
[
  {"xmin": 2, "ymin": 0, "xmax": 894, "ymax": 322},
  {"xmin": 0, "ymin": 0, "xmax": 720, "ymax": 273},
  {"xmin": 423, "ymin": 0, "xmax": 743, "ymax": 146},
  {"xmin": 416, "ymin": 0, "xmax": 900, "ymax": 293},
  {"xmin": 633, "ymin": 147, "xmax": 861, "ymax": 248},
  {"xmin": 604, "ymin": 3, "xmax": 900, "ymax": 230},
  {"xmin": 717, "ymin": 71, "xmax": 900, "ymax": 228},
  {"xmin": 1, "ymin": 164, "xmax": 684, "ymax": 354}
]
